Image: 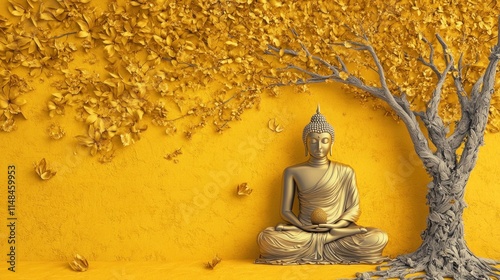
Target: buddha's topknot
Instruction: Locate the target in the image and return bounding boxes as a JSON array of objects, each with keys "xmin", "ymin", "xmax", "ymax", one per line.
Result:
[{"xmin": 302, "ymin": 105, "xmax": 335, "ymax": 144}]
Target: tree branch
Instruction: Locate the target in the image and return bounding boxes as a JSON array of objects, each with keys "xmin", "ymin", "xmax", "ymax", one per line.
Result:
[
  {"xmin": 413, "ymin": 34, "xmax": 459, "ymax": 170},
  {"xmin": 418, "ymin": 37, "xmax": 441, "ymax": 79},
  {"xmin": 266, "ymin": 44, "xmax": 341, "ymax": 76},
  {"xmin": 457, "ymin": 16, "xmax": 500, "ymax": 173},
  {"xmin": 423, "ymin": 36, "xmax": 453, "ymax": 146},
  {"xmin": 447, "ymin": 57, "xmax": 474, "ymax": 151}
]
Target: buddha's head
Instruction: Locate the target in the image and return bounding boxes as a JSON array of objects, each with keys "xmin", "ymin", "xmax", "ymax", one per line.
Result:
[{"xmin": 302, "ymin": 105, "xmax": 335, "ymax": 158}]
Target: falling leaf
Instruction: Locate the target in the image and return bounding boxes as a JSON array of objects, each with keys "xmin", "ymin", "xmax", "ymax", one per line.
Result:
[
  {"xmin": 164, "ymin": 148, "xmax": 182, "ymax": 163},
  {"xmin": 69, "ymin": 254, "xmax": 89, "ymax": 272},
  {"xmin": 237, "ymin": 183, "xmax": 253, "ymax": 196},
  {"xmin": 33, "ymin": 158, "xmax": 56, "ymax": 180},
  {"xmin": 47, "ymin": 123, "xmax": 65, "ymax": 140},
  {"xmin": 206, "ymin": 255, "xmax": 221, "ymax": 269},
  {"xmin": 268, "ymin": 118, "xmax": 284, "ymax": 133}
]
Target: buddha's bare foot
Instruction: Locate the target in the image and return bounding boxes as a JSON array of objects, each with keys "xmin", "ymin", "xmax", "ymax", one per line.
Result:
[{"xmin": 326, "ymin": 227, "xmax": 367, "ymax": 243}]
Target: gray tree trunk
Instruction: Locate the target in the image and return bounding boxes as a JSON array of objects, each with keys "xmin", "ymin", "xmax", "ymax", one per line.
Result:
[{"xmin": 372, "ymin": 177, "xmax": 499, "ymax": 279}]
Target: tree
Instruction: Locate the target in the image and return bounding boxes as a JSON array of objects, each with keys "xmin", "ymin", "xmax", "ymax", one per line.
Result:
[{"xmin": 265, "ymin": 12, "xmax": 500, "ymax": 280}]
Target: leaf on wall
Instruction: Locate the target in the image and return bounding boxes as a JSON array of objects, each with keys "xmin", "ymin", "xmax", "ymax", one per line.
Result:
[
  {"xmin": 268, "ymin": 118, "xmax": 284, "ymax": 133},
  {"xmin": 206, "ymin": 255, "xmax": 221, "ymax": 269},
  {"xmin": 33, "ymin": 158, "xmax": 56, "ymax": 180},
  {"xmin": 164, "ymin": 148, "xmax": 182, "ymax": 163},
  {"xmin": 69, "ymin": 254, "xmax": 89, "ymax": 272},
  {"xmin": 237, "ymin": 183, "xmax": 253, "ymax": 196},
  {"xmin": 47, "ymin": 123, "xmax": 65, "ymax": 140}
]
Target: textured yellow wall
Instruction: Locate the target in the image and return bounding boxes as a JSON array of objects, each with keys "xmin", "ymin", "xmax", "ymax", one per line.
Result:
[
  {"xmin": 1, "ymin": 82, "xmax": 499, "ymax": 262},
  {"xmin": 0, "ymin": 1, "xmax": 499, "ymax": 264}
]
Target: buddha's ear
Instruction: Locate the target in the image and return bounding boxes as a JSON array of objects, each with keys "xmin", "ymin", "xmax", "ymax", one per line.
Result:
[
  {"xmin": 330, "ymin": 143, "xmax": 333, "ymax": 156},
  {"xmin": 304, "ymin": 138, "xmax": 309, "ymax": 156}
]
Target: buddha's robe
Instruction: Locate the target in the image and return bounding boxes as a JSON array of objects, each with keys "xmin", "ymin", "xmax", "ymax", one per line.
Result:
[{"xmin": 256, "ymin": 162, "xmax": 388, "ymax": 264}]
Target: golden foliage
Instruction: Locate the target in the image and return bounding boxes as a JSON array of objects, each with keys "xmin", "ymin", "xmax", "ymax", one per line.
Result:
[
  {"xmin": 237, "ymin": 182, "xmax": 253, "ymax": 196},
  {"xmin": 47, "ymin": 122, "xmax": 66, "ymax": 140},
  {"xmin": 0, "ymin": 73, "xmax": 30, "ymax": 131},
  {"xmin": 164, "ymin": 147, "xmax": 182, "ymax": 163},
  {"xmin": 259, "ymin": 0, "xmax": 500, "ymax": 129},
  {"xmin": 68, "ymin": 254, "xmax": 89, "ymax": 272},
  {"xmin": 1, "ymin": 0, "xmax": 500, "ymax": 159},
  {"xmin": 206, "ymin": 254, "xmax": 221, "ymax": 269},
  {"xmin": 267, "ymin": 118, "xmax": 284, "ymax": 133},
  {"xmin": 33, "ymin": 158, "xmax": 56, "ymax": 180}
]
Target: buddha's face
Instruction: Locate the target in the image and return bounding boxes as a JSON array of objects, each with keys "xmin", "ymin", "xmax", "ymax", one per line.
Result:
[{"xmin": 306, "ymin": 132, "xmax": 332, "ymax": 159}]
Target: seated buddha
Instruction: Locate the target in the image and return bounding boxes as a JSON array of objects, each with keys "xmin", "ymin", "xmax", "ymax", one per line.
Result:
[{"xmin": 255, "ymin": 106, "xmax": 388, "ymax": 264}]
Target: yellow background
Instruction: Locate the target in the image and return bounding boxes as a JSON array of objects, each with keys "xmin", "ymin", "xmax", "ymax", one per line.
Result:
[
  {"xmin": 1, "ymin": 82, "xmax": 500, "ymax": 263},
  {"xmin": 0, "ymin": 0, "xmax": 499, "ymax": 268}
]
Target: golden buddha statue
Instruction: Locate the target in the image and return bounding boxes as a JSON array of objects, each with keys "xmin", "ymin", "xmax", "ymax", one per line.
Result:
[{"xmin": 256, "ymin": 106, "xmax": 388, "ymax": 264}]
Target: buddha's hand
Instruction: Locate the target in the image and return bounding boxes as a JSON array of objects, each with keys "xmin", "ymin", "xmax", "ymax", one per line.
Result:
[
  {"xmin": 318, "ymin": 220, "xmax": 350, "ymax": 229},
  {"xmin": 318, "ymin": 223, "xmax": 342, "ymax": 229},
  {"xmin": 300, "ymin": 224, "xmax": 330, "ymax": 233}
]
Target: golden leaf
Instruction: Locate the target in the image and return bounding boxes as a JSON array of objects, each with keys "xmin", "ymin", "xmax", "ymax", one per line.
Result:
[
  {"xmin": 8, "ymin": 0, "xmax": 27, "ymax": 17},
  {"xmin": 271, "ymin": 37, "xmax": 281, "ymax": 47},
  {"xmin": 75, "ymin": 135, "xmax": 94, "ymax": 147},
  {"xmin": 339, "ymin": 71, "xmax": 349, "ymax": 80},
  {"xmin": 164, "ymin": 148, "xmax": 182, "ymax": 162},
  {"xmin": 165, "ymin": 122, "xmax": 177, "ymax": 135},
  {"xmin": 120, "ymin": 133, "xmax": 134, "ymax": 146},
  {"xmin": 268, "ymin": 118, "xmax": 284, "ymax": 133},
  {"xmin": 86, "ymin": 113, "xmax": 98, "ymax": 124},
  {"xmin": 104, "ymin": 125, "xmax": 117, "ymax": 139},
  {"xmin": 237, "ymin": 183, "xmax": 253, "ymax": 196},
  {"xmin": 33, "ymin": 158, "xmax": 56, "ymax": 180},
  {"xmin": 104, "ymin": 45, "xmax": 116, "ymax": 57},
  {"xmin": 135, "ymin": 110, "xmax": 144, "ymax": 121},
  {"xmin": 0, "ymin": 90, "xmax": 26, "ymax": 116},
  {"xmin": 77, "ymin": 31, "xmax": 90, "ymax": 38},
  {"xmin": 206, "ymin": 255, "xmax": 221, "ymax": 269},
  {"xmin": 270, "ymin": 0, "xmax": 282, "ymax": 7},
  {"xmin": 69, "ymin": 254, "xmax": 89, "ymax": 272},
  {"xmin": 47, "ymin": 123, "xmax": 65, "ymax": 140},
  {"xmin": 1, "ymin": 118, "xmax": 16, "ymax": 132},
  {"xmin": 279, "ymin": 48, "xmax": 285, "ymax": 57},
  {"xmin": 185, "ymin": 41, "xmax": 195, "ymax": 51}
]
